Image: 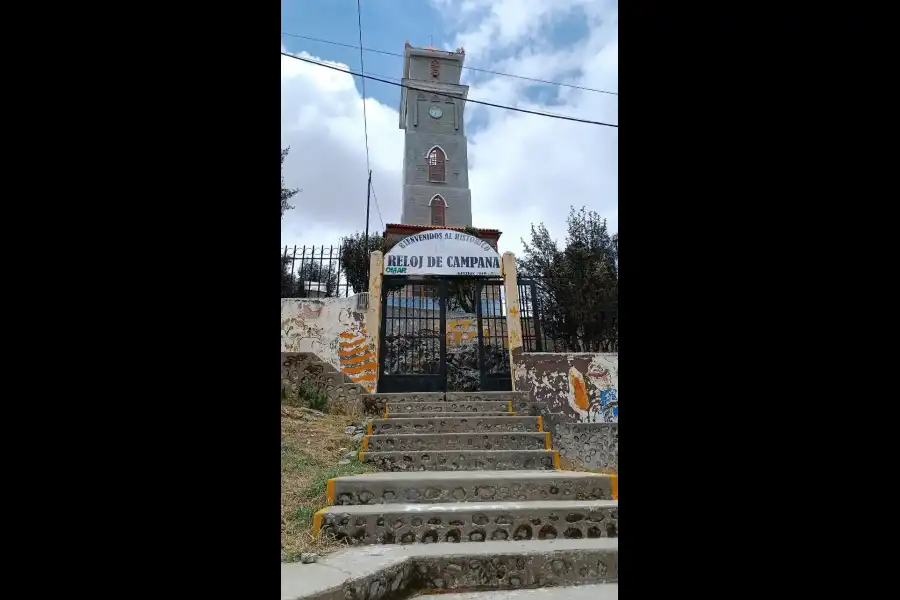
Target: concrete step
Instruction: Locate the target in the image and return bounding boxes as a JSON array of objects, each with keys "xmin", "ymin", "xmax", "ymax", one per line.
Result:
[
  {"xmin": 281, "ymin": 538, "xmax": 619, "ymax": 600},
  {"xmin": 363, "ymin": 432, "xmax": 551, "ymax": 452},
  {"xmin": 414, "ymin": 584, "xmax": 618, "ymax": 600},
  {"xmin": 282, "ymin": 538, "xmax": 618, "ymax": 599},
  {"xmin": 389, "ymin": 412, "xmax": 519, "ymax": 419},
  {"xmin": 367, "ymin": 392, "xmax": 447, "ymax": 403},
  {"xmin": 386, "ymin": 401, "xmax": 512, "ymax": 416},
  {"xmin": 445, "ymin": 391, "xmax": 529, "ymax": 401},
  {"xmin": 314, "ymin": 499, "xmax": 618, "ymax": 545},
  {"xmin": 445, "ymin": 392, "xmax": 532, "ymax": 414},
  {"xmin": 327, "ymin": 470, "xmax": 617, "ymax": 505},
  {"xmin": 368, "ymin": 416, "xmax": 542, "ymax": 435},
  {"xmin": 361, "ymin": 449, "xmax": 560, "ymax": 471},
  {"xmin": 370, "ymin": 392, "xmax": 528, "ymax": 402}
]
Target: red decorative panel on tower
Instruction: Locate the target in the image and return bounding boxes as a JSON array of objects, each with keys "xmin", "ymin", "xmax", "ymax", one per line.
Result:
[
  {"xmin": 428, "ymin": 148, "xmax": 446, "ymax": 182},
  {"xmin": 431, "ymin": 197, "xmax": 446, "ymax": 226}
]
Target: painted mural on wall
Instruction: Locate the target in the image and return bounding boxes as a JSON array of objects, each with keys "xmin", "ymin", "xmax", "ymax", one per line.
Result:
[
  {"xmin": 281, "ymin": 297, "xmax": 376, "ymax": 392},
  {"xmin": 514, "ymin": 352, "xmax": 618, "ymax": 423},
  {"xmin": 337, "ymin": 323, "xmax": 376, "ymax": 391},
  {"xmin": 567, "ymin": 354, "xmax": 618, "ymax": 422},
  {"xmin": 447, "ymin": 316, "xmax": 487, "ymax": 346}
]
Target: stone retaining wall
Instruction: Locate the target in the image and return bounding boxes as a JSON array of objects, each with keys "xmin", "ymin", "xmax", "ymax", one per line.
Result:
[
  {"xmin": 548, "ymin": 417, "xmax": 618, "ymax": 472},
  {"xmin": 281, "ymin": 352, "xmax": 368, "ymax": 415},
  {"xmin": 513, "ymin": 352, "xmax": 618, "ymax": 471}
]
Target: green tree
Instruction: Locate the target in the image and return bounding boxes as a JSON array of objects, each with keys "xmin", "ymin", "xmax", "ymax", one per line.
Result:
[
  {"xmin": 281, "ymin": 148, "xmax": 301, "ymax": 298},
  {"xmin": 295, "ymin": 261, "xmax": 340, "ymax": 297},
  {"xmin": 279, "ymin": 257, "xmax": 340, "ymax": 297},
  {"xmin": 280, "ymin": 254, "xmax": 294, "ymax": 296},
  {"xmin": 340, "ymin": 232, "xmax": 387, "ymax": 294},
  {"xmin": 281, "ymin": 147, "xmax": 299, "ymax": 219},
  {"xmin": 447, "ymin": 226, "xmax": 485, "ymax": 313},
  {"xmin": 520, "ymin": 207, "xmax": 618, "ymax": 352}
]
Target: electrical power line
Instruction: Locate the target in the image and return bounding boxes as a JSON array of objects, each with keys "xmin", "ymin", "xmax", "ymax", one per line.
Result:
[
  {"xmin": 355, "ymin": 0, "xmax": 370, "ymax": 176},
  {"xmin": 370, "ymin": 180, "xmax": 385, "ymax": 230},
  {"xmin": 281, "ymin": 52, "xmax": 618, "ymax": 128},
  {"xmin": 281, "ymin": 31, "xmax": 618, "ymax": 97}
]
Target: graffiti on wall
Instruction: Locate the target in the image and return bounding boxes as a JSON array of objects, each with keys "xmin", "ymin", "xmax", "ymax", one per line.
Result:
[
  {"xmin": 280, "ymin": 300, "xmax": 327, "ymax": 351},
  {"xmin": 567, "ymin": 354, "xmax": 618, "ymax": 422},
  {"xmin": 514, "ymin": 352, "xmax": 618, "ymax": 423},
  {"xmin": 337, "ymin": 306, "xmax": 377, "ymax": 391},
  {"xmin": 447, "ymin": 317, "xmax": 487, "ymax": 346},
  {"xmin": 281, "ymin": 297, "xmax": 376, "ymax": 392}
]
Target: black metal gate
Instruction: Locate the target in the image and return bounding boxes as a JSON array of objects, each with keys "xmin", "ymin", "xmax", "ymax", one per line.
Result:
[
  {"xmin": 378, "ymin": 276, "xmax": 542, "ymax": 393},
  {"xmin": 474, "ymin": 279, "xmax": 512, "ymax": 391},
  {"xmin": 378, "ymin": 276, "xmax": 448, "ymax": 393}
]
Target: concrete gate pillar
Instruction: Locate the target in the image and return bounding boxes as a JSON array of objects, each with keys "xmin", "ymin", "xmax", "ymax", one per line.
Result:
[
  {"xmin": 501, "ymin": 251, "xmax": 524, "ymax": 390},
  {"xmin": 367, "ymin": 251, "xmax": 384, "ymax": 391}
]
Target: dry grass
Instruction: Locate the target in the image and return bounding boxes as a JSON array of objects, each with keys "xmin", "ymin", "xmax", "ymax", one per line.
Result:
[{"xmin": 281, "ymin": 404, "xmax": 376, "ymax": 562}]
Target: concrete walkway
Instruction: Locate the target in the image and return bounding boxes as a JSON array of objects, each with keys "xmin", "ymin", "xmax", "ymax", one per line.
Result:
[
  {"xmin": 281, "ymin": 539, "xmax": 618, "ymax": 600},
  {"xmin": 415, "ymin": 584, "xmax": 619, "ymax": 600}
]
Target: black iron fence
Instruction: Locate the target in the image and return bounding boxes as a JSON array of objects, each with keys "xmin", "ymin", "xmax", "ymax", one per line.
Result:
[
  {"xmin": 281, "ymin": 244, "xmax": 357, "ymax": 298},
  {"xmin": 280, "ymin": 244, "xmax": 617, "ymax": 353},
  {"xmin": 518, "ymin": 276, "xmax": 618, "ymax": 353}
]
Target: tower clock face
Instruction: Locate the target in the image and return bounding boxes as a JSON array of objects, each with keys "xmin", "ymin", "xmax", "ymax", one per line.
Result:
[{"xmin": 429, "ymin": 106, "xmax": 443, "ymax": 119}]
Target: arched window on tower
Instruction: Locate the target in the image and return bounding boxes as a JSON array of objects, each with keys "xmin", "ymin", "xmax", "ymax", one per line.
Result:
[
  {"xmin": 430, "ymin": 195, "xmax": 446, "ymax": 226},
  {"xmin": 428, "ymin": 147, "xmax": 446, "ymax": 183}
]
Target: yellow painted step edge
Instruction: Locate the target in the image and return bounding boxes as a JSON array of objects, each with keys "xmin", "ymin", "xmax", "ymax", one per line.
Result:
[
  {"xmin": 544, "ymin": 432, "xmax": 552, "ymax": 449},
  {"xmin": 326, "ymin": 478, "xmax": 336, "ymax": 503},
  {"xmin": 359, "ymin": 452, "xmax": 366, "ymax": 461},
  {"xmin": 610, "ymin": 474, "xmax": 618, "ymax": 500},
  {"xmin": 553, "ymin": 450, "xmax": 561, "ymax": 469},
  {"xmin": 361, "ymin": 435, "xmax": 369, "ymax": 451},
  {"xmin": 507, "ymin": 400, "xmax": 513, "ymax": 412},
  {"xmin": 312, "ymin": 507, "xmax": 328, "ymax": 535},
  {"xmin": 366, "ymin": 422, "xmax": 373, "ymax": 435},
  {"xmin": 536, "ymin": 416, "xmax": 543, "ymax": 432}
]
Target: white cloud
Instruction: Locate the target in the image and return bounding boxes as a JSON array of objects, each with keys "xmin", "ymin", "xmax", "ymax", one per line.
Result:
[
  {"xmin": 281, "ymin": 50, "xmax": 403, "ymax": 249},
  {"xmin": 281, "ymin": 0, "xmax": 617, "ymax": 258}
]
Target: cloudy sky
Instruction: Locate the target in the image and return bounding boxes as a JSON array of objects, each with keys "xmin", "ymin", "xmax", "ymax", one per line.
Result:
[{"xmin": 281, "ymin": 0, "xmax": 618, "ymax": 256}]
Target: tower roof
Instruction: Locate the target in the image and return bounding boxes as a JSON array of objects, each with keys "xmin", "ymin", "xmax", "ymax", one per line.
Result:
[
  {"xmin": 385, "ymin": 223, "xmax": 501, "ymax": 236},
  {"xmin": 404, "ymin": 43, "xmax": 465, "ymax": 59},
  {"xmin": 398, "ymin": 42, "xmax": 469, "ymax": 130}
]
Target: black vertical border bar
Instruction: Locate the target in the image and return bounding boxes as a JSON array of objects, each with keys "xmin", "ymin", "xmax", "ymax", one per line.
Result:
[
  {"xmin": 439, "ymin": 277, "xmax": 448, "ymax": 395},
  {"xmin": 530, "ymin": 280, "xmax": 543, "ymax": 352},
  {"xmin": 403, "ymin": 278, "xmax": 409, "ymax": 377},
  {"xmin": 475, "ymin": 278, "xmax": 486, "ymax": 391},
  {"xmin": 516, "ymin": 281, "xmax": 525, "ymax": 351},
  {"xmin": 378, "ymin": 274, "xmax": 390, "ymax": 391},
  {"xmin": 498, "ymin": 281, "xmax": 508, "ymax": 371},
  {"xmin": 531, "ymin": 279, "xmax": 546, "ymax": 351}
]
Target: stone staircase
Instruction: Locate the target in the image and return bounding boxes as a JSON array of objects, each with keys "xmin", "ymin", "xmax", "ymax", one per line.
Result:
[{"xmin": 295, "ymin": 390, "xmax": 618, "ymax": 600}]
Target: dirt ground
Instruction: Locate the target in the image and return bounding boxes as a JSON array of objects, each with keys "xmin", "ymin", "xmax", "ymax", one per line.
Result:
[{"xmin": 280, "ymin": 404, "xmax": 375, "ymax": 562}]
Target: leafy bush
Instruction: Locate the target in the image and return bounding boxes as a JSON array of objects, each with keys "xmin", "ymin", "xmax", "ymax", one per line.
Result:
[
  {"xmin": 281, "ymin": 380, "xmax": 329, "ymax": 412},
  {"xmin": 298, "ymin": 381, "xmax": 330, "ymax": 412}
]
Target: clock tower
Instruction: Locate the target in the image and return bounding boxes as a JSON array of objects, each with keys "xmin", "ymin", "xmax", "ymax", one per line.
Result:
[{"xmin": 397, "ymin": 42, "xmax": 472, "ymax": 227}]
